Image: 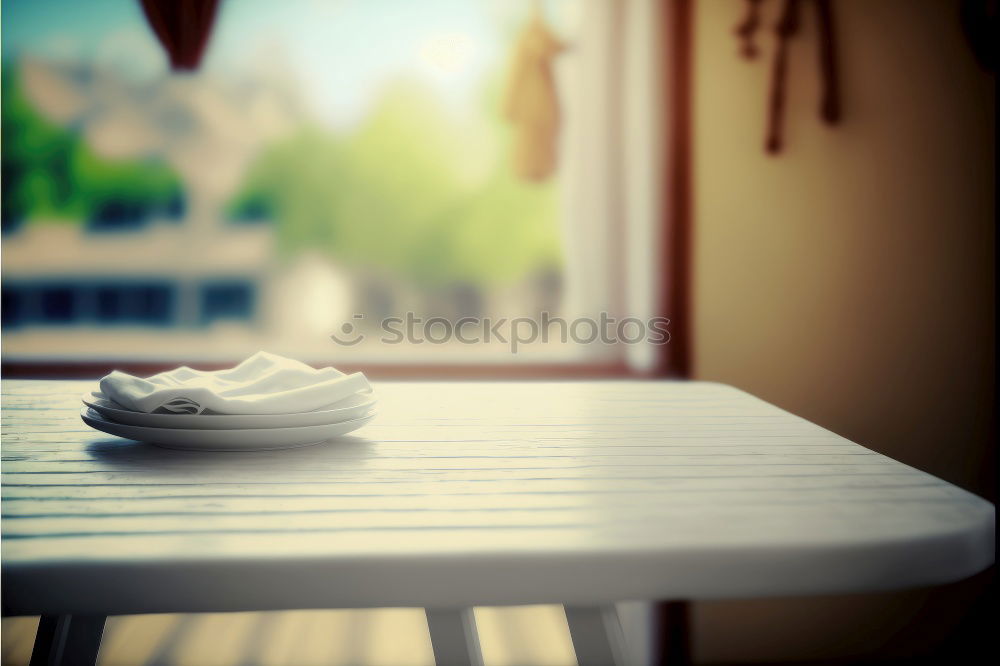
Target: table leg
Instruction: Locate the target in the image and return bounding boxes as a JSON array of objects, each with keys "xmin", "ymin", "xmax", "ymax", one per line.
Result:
[
  {"xmin": 29, "ymin": 615, "xmax": 106, "ymax": 666},
  {"xmin": 652, "ymin": 601, "xmax": 691, "ymax": 666},
  {"xmin": 425, "ymin": 608, "xmax": 484, "ymax": 666},
  {"xmin": 564, "ymin": 605, "xmax": 629, "ymax": 666}
]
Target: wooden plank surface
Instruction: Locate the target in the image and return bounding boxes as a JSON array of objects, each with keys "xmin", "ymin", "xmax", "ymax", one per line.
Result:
[{"xmin": 1, "ymin": 380, "xmax": 994, "ymax": 615}]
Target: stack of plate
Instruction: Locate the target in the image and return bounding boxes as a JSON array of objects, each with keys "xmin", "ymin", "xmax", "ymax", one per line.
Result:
[{"xmin": 81, "ymin": 390, "xmax": 377, "ymax": 451}]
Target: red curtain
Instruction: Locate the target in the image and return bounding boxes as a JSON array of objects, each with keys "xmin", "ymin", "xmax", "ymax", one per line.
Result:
[{"xmin": 140, "ymin": 0, "xmax": 221, "ymax": 71}]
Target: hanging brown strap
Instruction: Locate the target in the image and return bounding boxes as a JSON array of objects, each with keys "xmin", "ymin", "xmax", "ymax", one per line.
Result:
[
  {"xmin": 139, "ymin": 0, "xmax": 221, "ymax": 71},
  {"xmin": 765, "ymin": 0, "xmax": 801, "ymax": 153},
  {"xmin": 734, "ymin": 0, "xmax": 765, "ymax": 59},
  {"xmin": 814, "ymin": 0, "xmax": 842, "ymax": 124}
]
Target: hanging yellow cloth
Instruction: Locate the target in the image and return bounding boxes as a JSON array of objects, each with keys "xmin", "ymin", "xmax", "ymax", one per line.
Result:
[{"xmin": 502, "ymin": 7, "xmax": 566, "ymax": 182}]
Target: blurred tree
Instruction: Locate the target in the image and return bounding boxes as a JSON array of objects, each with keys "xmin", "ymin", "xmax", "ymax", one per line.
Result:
[
  {"xmin": 1, "ymin": 66, "xmax": 183, "ymax": 232},
  {"xmin": 72, "ymin": 139, "xmax": 184, "ymax": 230},
  {"xmin": 228, "ymin": 78, "xmax": 561, "ymax": 288},
  {"xmin": 2, "ymin": 66, "xmax": 84, "ymax": 230}
]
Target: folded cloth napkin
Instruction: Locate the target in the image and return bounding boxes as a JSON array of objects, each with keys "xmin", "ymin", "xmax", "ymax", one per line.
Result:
[{"xmin": 99, "ymin": 351, "xmax": 372, "ymax": 415}]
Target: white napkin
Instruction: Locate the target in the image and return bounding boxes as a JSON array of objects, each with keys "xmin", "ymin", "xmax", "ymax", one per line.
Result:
[{"xmin": 99, "ymin": 351, "xmax": 372, "ymax": 415}]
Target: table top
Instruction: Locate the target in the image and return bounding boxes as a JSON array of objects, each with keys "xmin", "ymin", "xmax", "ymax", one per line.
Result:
[{"xmin": 1, "ymin": 379, "xmax": 994, "ymax": 616}]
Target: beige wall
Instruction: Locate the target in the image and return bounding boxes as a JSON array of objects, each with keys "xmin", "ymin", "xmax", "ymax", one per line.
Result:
[{"xmin": 689, "ymin": 0, "xmax": 994, "ymax": 662}]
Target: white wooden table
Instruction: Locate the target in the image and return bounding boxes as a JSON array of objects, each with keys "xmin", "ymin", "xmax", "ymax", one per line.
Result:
[{"xmin": 2, "ymin": 380, "xmax": 994, "ymax": 666}]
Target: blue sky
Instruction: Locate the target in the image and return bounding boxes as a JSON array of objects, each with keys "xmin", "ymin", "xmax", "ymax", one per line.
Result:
[{"xmin": 0, "ymin": 0, "xmax": 557, "ymax": 127}]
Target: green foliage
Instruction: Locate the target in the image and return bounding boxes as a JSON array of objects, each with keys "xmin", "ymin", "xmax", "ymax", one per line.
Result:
[
  {"xmin": 1, "ymin": 65, "xmax": 182, "ymax": 230},
  {"xmin": 2, "ymin": 60, "xmax": 560, "ymax": 286},
  {"xmin": 2, "ymin": 66, "xmax": 82, "ymax": 227},
  {"xmin": 419, "ymin": 169, "xmax": 559, "ymax": 287},
  {"xmin": 230, "ymin": 78, "xmax": 562, "ymax": 287},
  {"xmin": 70, "ymin": 141, "xmax": 181, "ymax": 223}
]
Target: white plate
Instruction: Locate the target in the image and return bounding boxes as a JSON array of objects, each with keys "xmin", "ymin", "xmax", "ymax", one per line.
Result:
[
  {"xmin": 80, "ymin": 406, "xmax": 376, "ymax": 451},
  {"xmin": 81, "ymin": 391, "xmax": 376, "ymax": 429}
]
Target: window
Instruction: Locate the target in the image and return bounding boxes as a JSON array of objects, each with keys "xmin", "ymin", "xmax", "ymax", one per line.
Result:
[
  {"xmin": 1, "ymin": 0, "xmax": 665, "ymax": 372},
  {"xmin": 200, "ymin": 282, "xmax": 256, "ymax": 326}
]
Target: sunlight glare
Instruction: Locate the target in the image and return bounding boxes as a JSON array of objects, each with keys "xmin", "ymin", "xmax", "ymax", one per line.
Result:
[{"xmin": 418, "ymin": 32, "xmax": 475, "ymax": 75}]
